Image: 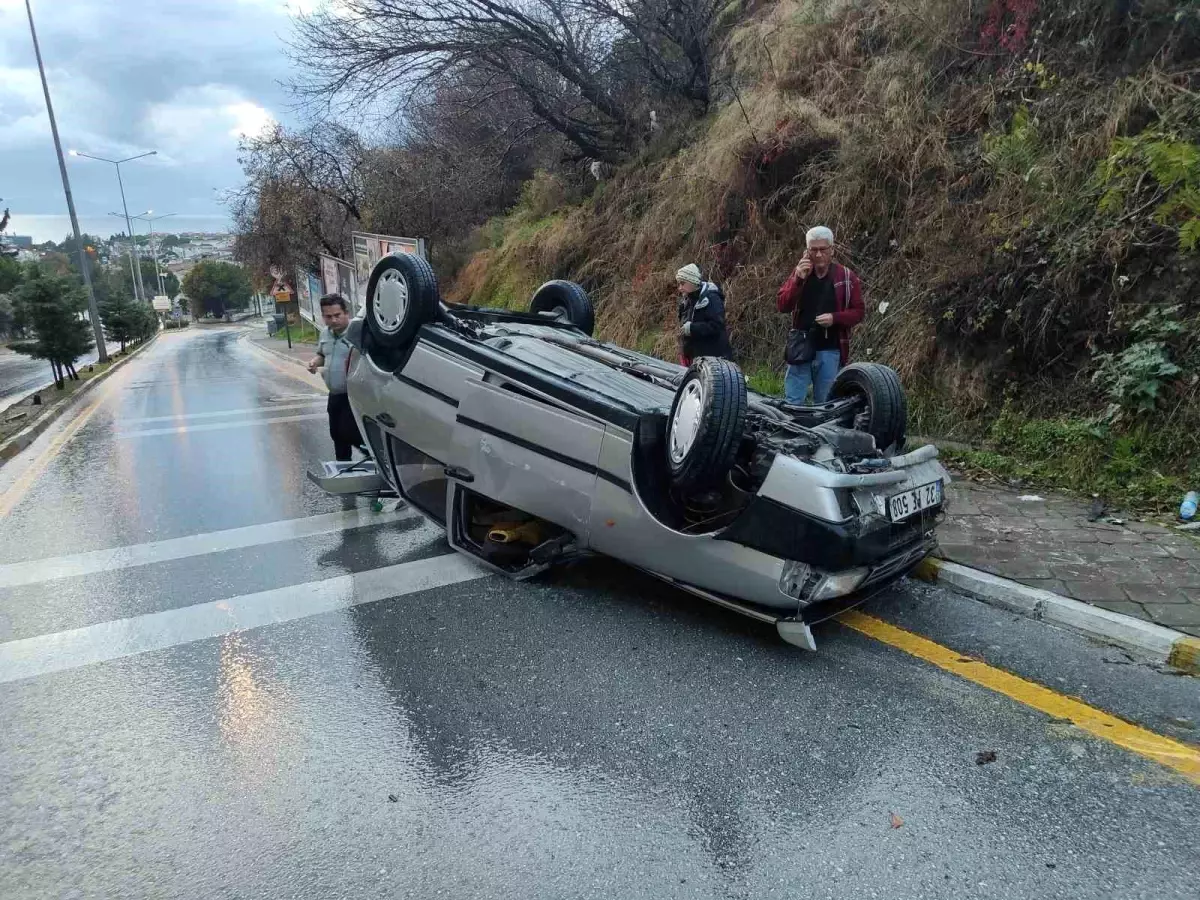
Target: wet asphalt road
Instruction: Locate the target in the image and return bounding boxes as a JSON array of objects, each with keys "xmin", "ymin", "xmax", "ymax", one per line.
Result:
[
  {"xmin": 0, "ymin": 343, "xmax": 120, "ymax": 414},
  {"xmin": 1, "ymin": 327, "xmax": 1197, "ymax": 899}
]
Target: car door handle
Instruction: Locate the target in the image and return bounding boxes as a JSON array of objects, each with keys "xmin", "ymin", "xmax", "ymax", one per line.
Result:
[
  {"xmin": 376, "ymin": 413, "xmax": 396, "ymax": 428},
  {"xmin": 444, "ymin": 465, "xmax": 474, "ymax": 483}
]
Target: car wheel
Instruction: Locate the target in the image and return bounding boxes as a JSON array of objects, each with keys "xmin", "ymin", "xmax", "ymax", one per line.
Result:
[
  {"xmin": 830, "ymin": 362, "xmax": 907, "ymax": 453},
  {"xmin": 529, "ymin": 280, "xmax": 595, "ymax": 336},
  {"xmin": 363, "ymin": 253, "xmax": 440, "ymax": 367},
  {"xmin": 666, "ymin": 358, "xmax": 747, "ymax": 491}
]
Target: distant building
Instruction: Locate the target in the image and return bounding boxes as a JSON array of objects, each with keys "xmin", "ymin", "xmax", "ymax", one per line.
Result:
[{"xmin": 7, "ymin": 235, "xmax": 33, "ymax": 249}]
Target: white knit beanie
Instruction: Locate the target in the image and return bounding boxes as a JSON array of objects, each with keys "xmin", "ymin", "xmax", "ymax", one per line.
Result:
[{"xmin": 675, "ymin": 263, "xmax": 702, "ymax": 286}]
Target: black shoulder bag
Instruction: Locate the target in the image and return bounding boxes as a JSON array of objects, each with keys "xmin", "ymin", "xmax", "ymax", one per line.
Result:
[{"xmin": 784, "ymin": 326, "xmax": 815, "ymax": 365}]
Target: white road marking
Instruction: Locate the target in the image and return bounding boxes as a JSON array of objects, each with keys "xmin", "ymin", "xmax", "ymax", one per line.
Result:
[
  {"xmin": 116, "ymin": 412, "xmax": 326, "ymax": 438},
  {"xmin": 0, "ymin": 508, "xmax": 415, "ymax": 589},
  {"xmin": 123, "ymin": 400, "xmax": 324, "ymax": 425},
  {"xmin": 0, "ymin": 553, "xmax": 488, "ymax": 683}
]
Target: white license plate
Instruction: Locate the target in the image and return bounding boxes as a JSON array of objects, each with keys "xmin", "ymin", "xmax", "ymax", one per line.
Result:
[{"xmin": 888, "ymin": 480, "xmax": 943, "ymax": 522}]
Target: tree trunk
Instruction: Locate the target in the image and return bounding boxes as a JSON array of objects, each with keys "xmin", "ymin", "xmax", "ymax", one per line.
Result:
[{"xmin": 52, "ymin": 361, "xmax": 64, "ymax": 390}]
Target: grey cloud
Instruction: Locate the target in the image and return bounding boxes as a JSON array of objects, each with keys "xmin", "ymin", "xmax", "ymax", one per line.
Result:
[{"xmin": 2, "ymin": 0, "xmax": 299, "ymax": 220}]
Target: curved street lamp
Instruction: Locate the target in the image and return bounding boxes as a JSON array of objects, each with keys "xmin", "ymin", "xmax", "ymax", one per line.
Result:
[{"xmin": 69, "ymin": 149, "xmax": 156, "ymax": 302}]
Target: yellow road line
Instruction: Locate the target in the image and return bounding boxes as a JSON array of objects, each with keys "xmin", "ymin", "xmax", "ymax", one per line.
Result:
[
  {"xmin": 838, "ymin": 610, "xmax": 1200, "ymax": 784},
  {"xmin": 0, "ymin": 391, "xmax": 109, "ymax": 519}
]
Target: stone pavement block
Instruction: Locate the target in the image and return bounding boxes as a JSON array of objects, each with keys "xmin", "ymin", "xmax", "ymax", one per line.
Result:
[
  {"xmin": 938, "ymin": 474, "xmax": 1200, "ymax": 628},
  {"xmin": 1125, "ymin": 522, "xmax": 1173, "ymax": 535},
  {"xmin": 1096, "ymin": 565, "xmax": 1162, "ymax": 585},
  {"xmin": 1178, "ymin": 625, "xmax": 1200, "ymax": 637},
  {"xmin": 1121, "ymin": 583, "xmax": 1190, "ymax": 605},
  {"xmin": 1129, "ymin": 543, "xmax": 1175, "ymax": 559},
  {"xmin": 993, "ymin": 560, "xmax": 1053, "ymax": 579},
  {"xmin": 1162, "ymin": 539, "xmax": 1200, "ymax": 560},
  {"xmin": 1015, "ymin": 578, "xmax": 1068, "ymax": 595},
  {"xmin": 1094, "ymin": 532, "xmax": 1148, "ymax": 545},
  {"xmin": 1146, "ymin": 561, "xmax": 1200, "ymax": 588},
  {"xmin": 1092, "ymin": 600, "xmax": 1150, "ymax": 618},
  {"xmin": 1050, "ymin": 564, "xmax": 1100, "ymax": 581},
  {"xmin": 1031, "ymin": 518, "xmax": 1078, "ymax": 530},
  {"xmin": 1062, "ymin": 581, "xmax": 1129, "ymax": 603},
  {"xmin": 1142, "ymin": 603, "xmax": 1200, "ymax": 628}
]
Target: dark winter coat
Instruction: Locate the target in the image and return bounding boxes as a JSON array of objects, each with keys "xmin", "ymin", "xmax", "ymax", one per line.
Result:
[{"xmin": 677, "ymin": 281, "xmax": 732, "ymax": 362}]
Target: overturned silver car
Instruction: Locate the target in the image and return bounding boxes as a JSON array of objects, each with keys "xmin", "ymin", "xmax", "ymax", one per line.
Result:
[{"xmin": 311, "ymin": 252, "xmax": 950, "ymax": 649}]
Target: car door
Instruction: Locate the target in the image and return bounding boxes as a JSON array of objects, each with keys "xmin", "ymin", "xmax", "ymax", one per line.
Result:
[{"xmin": 445, "ymin": 379, "xmax": 604, "ymax": 541}]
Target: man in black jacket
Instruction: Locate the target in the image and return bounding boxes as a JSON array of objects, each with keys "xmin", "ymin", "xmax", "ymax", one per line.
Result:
[{"xmin": 675, "ymin": 263, "xmax": 732, "ymax": 365}]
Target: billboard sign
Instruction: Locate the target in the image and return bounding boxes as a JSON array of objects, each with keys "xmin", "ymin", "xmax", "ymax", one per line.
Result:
[
  {"xmin": 295, "ymin": 266, "xmax": 324, "ymax": 323},
  {"xmin": 318, "ymin": 253, "xmax": 357, "ymax": 314},
  {"xmin": 351, "ymin": 231, "xmax": 426, "ymax": 314},
  {"xmin": 152, "ymin": 294, "xmax": 170, "ymax": 311}
]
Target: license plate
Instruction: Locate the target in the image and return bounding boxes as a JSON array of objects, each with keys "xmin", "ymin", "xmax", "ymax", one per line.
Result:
[{"xmin": 888, "ymin": 480, "xmax": 943, "ymax": 522}]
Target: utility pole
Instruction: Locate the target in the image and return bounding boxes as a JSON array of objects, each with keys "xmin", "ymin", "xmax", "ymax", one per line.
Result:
[{"xmin": 25, "ymin": 0, "xmax": 108, "ymax": 363}]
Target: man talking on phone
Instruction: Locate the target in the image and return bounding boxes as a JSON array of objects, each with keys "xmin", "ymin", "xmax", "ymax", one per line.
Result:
[{"xmin": 775, "ymin": 225, "xmax": 865, "ymax": 405}]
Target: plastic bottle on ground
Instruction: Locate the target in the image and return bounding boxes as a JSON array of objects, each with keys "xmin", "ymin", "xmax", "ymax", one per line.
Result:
[{"xmin": 1182, "ymin": 491, "xmax": 1199, "ymax": 521}]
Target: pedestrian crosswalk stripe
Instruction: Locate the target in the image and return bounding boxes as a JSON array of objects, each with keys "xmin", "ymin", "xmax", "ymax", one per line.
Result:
[
  {"xmin": 0, "ymin": 508, "xmax": 415, "ymax": 589},
  {"xmin": 122, "ymin": 400, "xmax": 324, "ymax": 425},
  {"xmin": 0, "ymin": 553, "xmax": 488, "ymax": 683},
  {"xmin": 116, "ymin": 412, "xmax": 326, "ymax": 439}
]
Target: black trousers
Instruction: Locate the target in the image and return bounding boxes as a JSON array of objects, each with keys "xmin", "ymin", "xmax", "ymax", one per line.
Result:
[{"xmin": 327, "ymin": 392, "xmax": 364, "ymax": 461}]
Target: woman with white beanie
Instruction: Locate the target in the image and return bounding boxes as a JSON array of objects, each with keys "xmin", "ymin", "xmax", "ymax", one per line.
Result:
[{"xmin": 675, "ymin": 263, "xmax": 732, "ymax": 366}]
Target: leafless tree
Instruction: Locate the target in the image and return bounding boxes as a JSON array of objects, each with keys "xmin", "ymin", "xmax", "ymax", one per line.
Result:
[
  {"xmin": 227, "ymin": 123, "xmax": 367, "ymax": 280},
  {"xmin": 291, "ymin": 0, "xmax": 726, "ymax": 162}
]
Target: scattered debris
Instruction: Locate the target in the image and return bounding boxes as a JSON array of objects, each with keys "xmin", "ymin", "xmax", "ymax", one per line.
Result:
[
  {"xmin": 1176, "ymin": 522, "xmax": 1200, "ymax": 532},
  {"xmin": 387, "ymin": 794, "xmax": 398, "ymax": 802},
  {"xmin": 1100, "ymin": 516, "xmax": 1125, "ymax": 526},
  {"xmin": 1087, "ymin": 497, "xmax": 1105, "ymax": 522},
  {"xmin": 975, "ymin": 750, "xmax": 997, "ymax": 765},
  {"xmin": 31, "ymin": 394, "xmax": 41, "ymax": 406},
  {"xmin": 1017, "ymin": 495, "xmax": 1044, "ymax": 502},
  {"xmin": 889, "ymin": 812, "xmax": 904, "ymax": 829}
]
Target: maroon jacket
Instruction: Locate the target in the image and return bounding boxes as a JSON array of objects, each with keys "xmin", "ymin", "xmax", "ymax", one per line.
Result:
[{"xmin": 776, "ymin": 262, "xmax": 865, "ymax": 367}]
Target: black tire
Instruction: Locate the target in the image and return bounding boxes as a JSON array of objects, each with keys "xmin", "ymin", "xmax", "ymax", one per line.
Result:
[
  {"xmin": 362, "ymin": 253, "xmax": 440, "ymax": 368},
  {"xmin": 529, "ymin": 280, "xmax": 595, "ymax": 336},
  {"xmin": 666, "ymin": 358, "xmax": 748, "ymax": 491},
  {"xmin": 830, "ymin": 362, "xmax": 907, "ymax": 452}
]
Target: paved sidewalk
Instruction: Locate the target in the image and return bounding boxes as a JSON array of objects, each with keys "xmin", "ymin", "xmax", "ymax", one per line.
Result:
[
  {"xmin": 937, "ymin": 479, "xmax": 1200, "ymax": 636},
  {"xmin": 246, "ymin": 328, "xmax": 317, "ymax": 367}
]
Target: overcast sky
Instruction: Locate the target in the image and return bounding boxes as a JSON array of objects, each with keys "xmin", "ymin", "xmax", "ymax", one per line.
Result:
[{"xmin": 1, "ymin": 0, "xmax": 311, "ymax": 228}]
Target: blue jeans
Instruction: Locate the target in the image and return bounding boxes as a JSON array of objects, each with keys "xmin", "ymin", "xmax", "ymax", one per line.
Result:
[{"xmin": 785, "ymin": 350, "xmax": 841, "ymax": 405}]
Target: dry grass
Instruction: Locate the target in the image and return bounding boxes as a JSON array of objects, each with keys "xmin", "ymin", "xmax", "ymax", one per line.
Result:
[{"xmin": 448, "ymin": 0, "xmax": 1200, "ymax": 471}]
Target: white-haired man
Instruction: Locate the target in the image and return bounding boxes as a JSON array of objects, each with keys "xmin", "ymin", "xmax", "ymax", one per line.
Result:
[{"xmin": 775, "ymin": 226, "xmax": 864, "ymax": 404}]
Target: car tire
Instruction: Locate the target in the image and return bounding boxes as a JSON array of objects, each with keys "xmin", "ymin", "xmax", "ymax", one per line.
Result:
[
  {"xmin": 529, "ymin": 280, "xmax": 595, "ymax": 336},
  {"xmin": 362, "ymin": 253, "xmax": 440, "ymax": 368},
  {"xmin": 666, "ymin": 358, "xmax": 748, "ymax": 491},
  {"xmin": 830, "ymin": 362, "xmax": 907, "ymax": 453}
]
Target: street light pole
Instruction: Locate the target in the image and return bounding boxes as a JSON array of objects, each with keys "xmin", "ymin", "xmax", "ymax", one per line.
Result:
[
  {"xmin": 69, "ymin": 149, "xmax": 156, "ymax": 304},
  {"xmin": 24, "ymin": 0, "xmax": 108, "ymax": 363},
  {"xmin": 108, "ymin": 212, "xmax": 138, "ymax": 294},
  {"xmin": 133, "ymin": 212, "xmax": 175, "ymax": 299}
]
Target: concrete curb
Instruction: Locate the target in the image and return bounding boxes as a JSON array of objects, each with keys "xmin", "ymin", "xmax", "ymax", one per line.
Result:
[
  {"xmin": 0, "ymin": 335, "xmax": 159, "ymax": 468},
  {"xmin": 913, "ymin": 557, "xmax": 1200, "ymax": 675}
]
